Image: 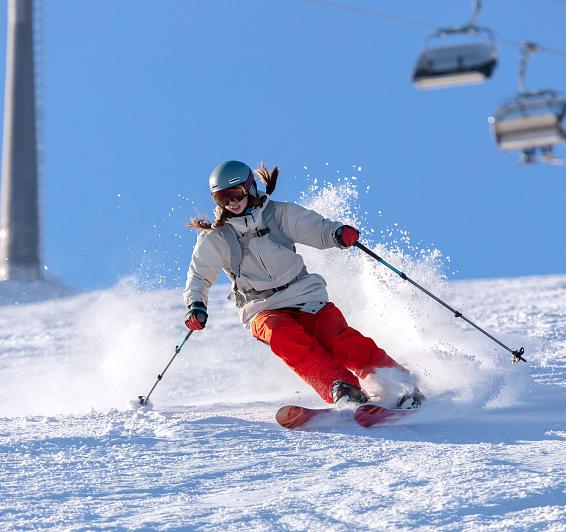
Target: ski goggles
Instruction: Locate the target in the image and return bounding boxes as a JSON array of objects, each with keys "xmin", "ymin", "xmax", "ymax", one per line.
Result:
[
  {"xmin": 212, "ymin": 173, "xmax": 256, "ymax": 207},
  {"xmin": 212, "ymin": 185, "xmax": 248, "ymax": 207}
]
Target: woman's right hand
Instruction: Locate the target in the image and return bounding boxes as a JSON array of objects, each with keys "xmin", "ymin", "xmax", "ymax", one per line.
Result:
[{"xmin": 185, "ymin": 302, "xmax": 208, "ymax": 330}]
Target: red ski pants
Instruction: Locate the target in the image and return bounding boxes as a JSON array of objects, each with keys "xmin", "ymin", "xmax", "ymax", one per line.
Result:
[{"xmin": 251, "ymin": 302, "xmax": 403, "ymax": 403}]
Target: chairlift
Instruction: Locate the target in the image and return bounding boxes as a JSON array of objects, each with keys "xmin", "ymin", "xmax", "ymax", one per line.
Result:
[
  {"xmin": 489, "ymin": 42, "xmax": 566, "ymax": 164},
  {"xmin": 412, "ymin": 0, "xmax": 497, "ymax": 89},
  {"xmin": 489, "ymin": 91, "xmax": 566, "ymax": 152},
  {"xmin": 413, "ymin": 27, "xmax": 497, "ymax": 89}
]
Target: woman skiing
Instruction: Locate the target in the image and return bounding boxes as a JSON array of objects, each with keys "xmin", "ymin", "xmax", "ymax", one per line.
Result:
[{"xmin": 184, "ymin": 160, "xmax": 423, "ymax": 408}]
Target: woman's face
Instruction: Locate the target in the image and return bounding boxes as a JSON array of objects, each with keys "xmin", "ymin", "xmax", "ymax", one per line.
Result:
[{"xmin": 224, "ymin": 194, "xmax": 249, "ymax": 215}]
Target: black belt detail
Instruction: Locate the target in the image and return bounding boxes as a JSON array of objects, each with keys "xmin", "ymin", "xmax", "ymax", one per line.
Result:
[
  {"xmin": 272, "ymin": 283, "xmax": 289, "ymax": 293},
  {"xmin": 256, "ymin": 228, "xmax": 270, "ymax": 237}
]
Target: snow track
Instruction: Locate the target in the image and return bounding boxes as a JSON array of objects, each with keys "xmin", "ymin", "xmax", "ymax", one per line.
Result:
[{"xmin": 1, "ymin": 274, "xmax": 565, "ymax": 530}]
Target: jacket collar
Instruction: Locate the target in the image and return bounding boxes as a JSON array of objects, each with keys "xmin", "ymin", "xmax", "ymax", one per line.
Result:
[{"xmin": 226, "ymin": 197, "xmax": 269, "ymax": 235}]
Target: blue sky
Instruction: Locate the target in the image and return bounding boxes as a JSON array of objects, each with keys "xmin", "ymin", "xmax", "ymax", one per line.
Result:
[{"xmin": 1, "ymin": 0, "xmax": 565, "ymax": 290}]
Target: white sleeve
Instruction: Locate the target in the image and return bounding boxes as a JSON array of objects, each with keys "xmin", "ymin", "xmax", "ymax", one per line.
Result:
[
  {"xmin": 183, "ymin": 231, "xmax": 225, "ymax": 308},
  {"xmin": 278, "ymin": 202, "xmax": 344, "ymax": 250}
]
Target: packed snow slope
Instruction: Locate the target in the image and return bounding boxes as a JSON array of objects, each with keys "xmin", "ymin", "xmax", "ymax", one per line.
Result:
[{"xmin": 1, "ymin": 185, "xmax": 565, "ymax": 530}]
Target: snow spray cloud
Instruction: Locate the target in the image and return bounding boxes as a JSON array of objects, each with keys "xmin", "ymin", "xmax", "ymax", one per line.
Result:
[
  {"xmin": 0, "ymin": 277, "xmax": 310, "ymax": 417},
  {"xmin": 297, "ymin": 171, "xmax": 532, "ymax": 409},
  {"xmin": 0, "ymin": 279, "xmax": 189, "ymax": 417},
  {"xmin": 0, "ymin": 170, "xmax": 532, "ymax": 416}
]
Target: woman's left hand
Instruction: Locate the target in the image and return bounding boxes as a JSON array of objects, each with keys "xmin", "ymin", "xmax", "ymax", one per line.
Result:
[{"xmin": 335, "ymin": 225, "xmax": 360, "ymax": 247}]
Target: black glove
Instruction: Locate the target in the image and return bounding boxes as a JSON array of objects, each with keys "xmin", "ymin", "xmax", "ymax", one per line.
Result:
[
  {"xmin": 185, "ymin": 302, "xmax": 208, "ymax": 330},
  {"xmin": 335, "ymin": 225, "xmax": 360, "ymax": 247}
]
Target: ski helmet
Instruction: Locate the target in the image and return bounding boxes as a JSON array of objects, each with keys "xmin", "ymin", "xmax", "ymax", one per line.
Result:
[{"xmin": 208, "ymin": 160, "xmax": 258, "ymax": 196}]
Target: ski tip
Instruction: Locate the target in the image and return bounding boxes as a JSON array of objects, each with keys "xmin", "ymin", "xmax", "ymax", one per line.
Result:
[
  {"xmin": 276, "ymin": 404, "xmax": 333, "ymax": 430},
  {"xmin": 276, "ymin": 405, "xmax": 308, "ymax": 429}
]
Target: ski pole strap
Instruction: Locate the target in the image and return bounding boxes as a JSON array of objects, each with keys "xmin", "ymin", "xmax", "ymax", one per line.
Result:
[{"xmin": 353, "ymin": 242, "xmax": 526, "ymax": 364}]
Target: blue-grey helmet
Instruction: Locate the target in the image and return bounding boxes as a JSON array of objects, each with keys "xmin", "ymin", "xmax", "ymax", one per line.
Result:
[{"xmin": 208, "ymin": 160, "xmax": 258, "ymax": 196}]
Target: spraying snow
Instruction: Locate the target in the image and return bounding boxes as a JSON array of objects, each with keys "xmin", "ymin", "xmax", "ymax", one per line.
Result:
[
  {"xmin": 0, "ymin": 180, "xmax": 564, "ymax": 529},
  {"xmin": 0, "ymin": 180, "xmax": 533, "ymax": 417},
  {"xmin": 0, "ymin": 180, "xmax": 552, "ymax": 415},
  {"xmin": 298, "ymin": 179, "xmax": 533, "ymax": 409}
]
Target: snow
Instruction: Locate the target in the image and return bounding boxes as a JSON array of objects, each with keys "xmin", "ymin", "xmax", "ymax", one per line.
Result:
[{"xmin": 1, "ymin": 187, "xmax": 565, "ymax": 529}]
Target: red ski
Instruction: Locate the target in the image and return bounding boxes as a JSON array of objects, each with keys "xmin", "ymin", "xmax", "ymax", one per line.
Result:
[
  {"xmin": 353, "ymin": 403, "xmax": 419, "ymax": 428},
  {"xmin": 276, "ymin": 403, "xmax": 420, "ymax": 429},
  {"xmin": 275, "ymin": 405, "xmax": 336, "ymax": 429}
]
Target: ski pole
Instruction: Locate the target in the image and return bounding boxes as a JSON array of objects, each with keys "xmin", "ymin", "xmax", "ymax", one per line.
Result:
[
  {"xmin": 138, "ymin": 329, "xmax": 194, "ymax": 406},
  {"xmin": 354, "ymin": 241, "xmax": 527, "ymax": 364}
]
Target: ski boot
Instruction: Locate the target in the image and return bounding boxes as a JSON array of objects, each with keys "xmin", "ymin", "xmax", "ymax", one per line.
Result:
[
  {"xmin": 331, "ymin": 380, "xmax": 370, "ymax": 407},
  {"xmin": 396, "ymin": 387, "xmax": 426, "ymax": 409}
]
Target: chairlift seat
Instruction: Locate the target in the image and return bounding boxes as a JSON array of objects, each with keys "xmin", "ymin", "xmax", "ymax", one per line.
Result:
[
  {"xmin": 494, "ymin": 117, "xmax": 566, "ymax": 150},
  {"xmin": 413, "ymin": 43, "xmax": 497, "ymax": 89},
  {"xmin": 490, "ymin": 93, "xmax": 566, "ymax": 151}
]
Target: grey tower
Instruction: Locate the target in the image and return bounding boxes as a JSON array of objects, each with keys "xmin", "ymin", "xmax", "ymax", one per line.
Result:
[{"xmin": 0, "ymin": 0, "xmax": 41, "ymax": 281}]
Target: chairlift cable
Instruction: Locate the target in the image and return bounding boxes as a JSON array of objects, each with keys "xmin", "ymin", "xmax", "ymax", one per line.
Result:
[
  {"xmin": 300, "ymin": 0, "xmax": 437, "ymax": 30},
  {"xmin": 298, "ymin": 0, "xmax": 566, "ymax": 59},
  {"xmin": 499, "ymin": 38, "xmax": 566, "ymax": 58}
]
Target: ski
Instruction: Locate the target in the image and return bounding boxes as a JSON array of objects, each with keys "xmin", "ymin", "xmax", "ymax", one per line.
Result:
[
  {"xmin": 276, "ymin": 403, "xmax": 421, "ymax": 430},
  {"xmin": 275, "ymin": 405, "xmax": 336, "ymax": 429},
  {"xmin": 353, "ymin": 403, "xmax": 419, "ymax": 428}
]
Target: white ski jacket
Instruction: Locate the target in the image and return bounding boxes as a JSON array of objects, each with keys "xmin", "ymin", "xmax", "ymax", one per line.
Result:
[{"xmin": 184, "ymin": 198, "xmax": 346, "ymax": 328}]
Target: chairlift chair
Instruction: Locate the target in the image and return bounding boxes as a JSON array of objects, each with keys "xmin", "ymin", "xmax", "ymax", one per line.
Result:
[
  {"xmin": 413, "ymin": 27, "xmax": 498, "ymax": 89},
  {"xmin": 489, "ymin": 91, "xmax": 566, "ymax": 152},
  {"xmin": 489, "ymin": 40, "xmax": 566, "ymax": 164}
]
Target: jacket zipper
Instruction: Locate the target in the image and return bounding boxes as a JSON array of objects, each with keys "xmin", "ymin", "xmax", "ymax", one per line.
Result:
[
  {"xmin": 256, "ymin": 245, "xmax": 273, "ymax": 280},
  {"xmin": 241, "ymin": 212, "xmax": 273, "ymax": 280}
]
